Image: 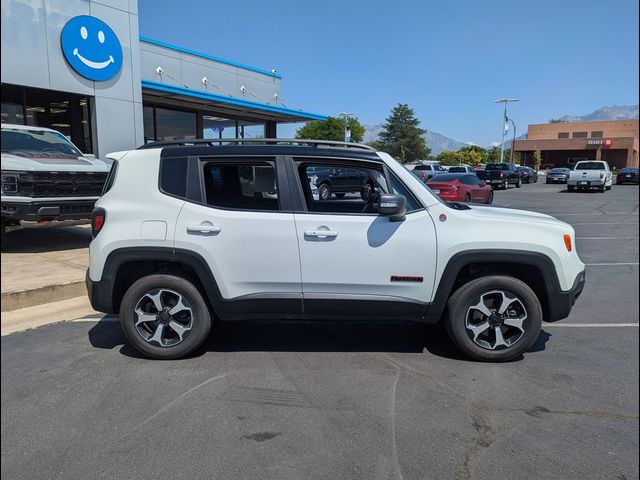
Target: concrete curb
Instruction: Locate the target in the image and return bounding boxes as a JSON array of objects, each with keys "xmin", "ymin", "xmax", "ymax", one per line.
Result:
[{"xmin": 1, "ymin": 281, "xmax": 87, "ymax": 312}]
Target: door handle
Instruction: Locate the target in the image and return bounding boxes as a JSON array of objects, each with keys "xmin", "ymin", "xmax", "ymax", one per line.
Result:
[
  {"xmin": 187, "ymin": 224, "xmax": 222, "ymax": 234},
  {"xmin": 305, "ymin": 229, "xmax": 338, "ymax": 238}
]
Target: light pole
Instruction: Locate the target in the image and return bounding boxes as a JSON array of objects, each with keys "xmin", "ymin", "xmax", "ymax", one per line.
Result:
[
  {"xmin": 508, "ymin": 117, "xmax": 517, "ymax": 163},
  {"xmin": 338, "ymin": 112, "xmax": 354, "ymax": 142},
  {"xmin": 494, "ymin": 99, "xmax": 519, "ymax": 163}
]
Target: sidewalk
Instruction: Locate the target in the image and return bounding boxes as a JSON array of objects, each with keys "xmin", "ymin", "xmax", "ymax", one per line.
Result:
[{"xmin": 1, "ymin": 223, "xmax": 95, "ymax": 312}]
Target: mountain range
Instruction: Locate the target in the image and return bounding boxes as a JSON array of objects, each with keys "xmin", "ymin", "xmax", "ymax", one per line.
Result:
[{"xmin": 364, "ymin": 104, "xmax": 639, "ymax": 155}]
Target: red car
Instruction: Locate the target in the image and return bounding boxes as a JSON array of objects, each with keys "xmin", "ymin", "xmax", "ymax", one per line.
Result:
[{"xmin": 427, "ymin": 173, "xmax": 494, "ymax": 204}]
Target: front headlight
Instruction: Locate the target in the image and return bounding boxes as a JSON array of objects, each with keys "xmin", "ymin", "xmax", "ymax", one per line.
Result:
[{"xmin": 1, "ymin": 173, "xmax": 22, "ymax": 195}]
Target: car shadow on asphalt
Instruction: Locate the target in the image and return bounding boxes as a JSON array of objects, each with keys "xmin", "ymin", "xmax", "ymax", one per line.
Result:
[
  {"xmin": 2, "ymin": 224, "xmax": 91, "ymax": 253},
  {"xmin": 88, "ymin": 318, "xmax": 552, "ymax": 363}
]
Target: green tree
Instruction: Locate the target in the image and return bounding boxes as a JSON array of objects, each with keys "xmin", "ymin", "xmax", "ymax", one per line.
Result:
[
  {"xmin": 437, "ymin": 146, "xmax": 487, "ymax": 166},
  {"xmin": 487, "ymin": 146, "xmax": 502, "ymax": 163},
  {"xmin": 376, "ymin": 104, "xmax": 430, "ymax": 163},
  {"xmin": 295, "ymin": 116, "xmax": 365, "ymax": 143}
]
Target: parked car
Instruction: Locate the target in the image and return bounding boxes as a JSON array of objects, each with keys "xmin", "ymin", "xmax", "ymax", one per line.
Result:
[
  {"xmin": 568, "ymin": 160, "xmax": 613, "ymax": 192},
  {"xmin": 616, "ymin": 167, "xmax": 639, "ymax": 185},
  {"xmin": 1, "ymin": 124, "xmax": 111, "ymax": 245},
  {"xmin": 546, "ymin": 168, "xmax": 571, "ymax": 184},
  {"xmin": 476, "ymin": 163, "xmax": 522, "ymax": 189},
  {"xmin": 87, "ymin": 138, "xmax": 585, "ymax": 362},
  {"xmin": 447, "ymin": 165, "xmax": 476, "ymax": 174},
  {"xmin": 411, "ymin": 163, "xmax": 446, "ymax": 182},
  {"xmin": 517, "ymin": 166, "xmax": 538, "ymax": 184},
  {"xmin": 312, "ymin": 167, "xmax": 373, "ymax": 200},
  {"xmin": 427, "ymin": 173, "xmax": 493, "ymax": 204}
]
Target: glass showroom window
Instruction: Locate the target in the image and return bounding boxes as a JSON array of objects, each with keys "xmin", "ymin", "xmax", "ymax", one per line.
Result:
[
  {"xmin": 238, "ymin": 120, "xmax": 265, "ymax": 139},
  {"xmin": 203, "ymin": 115, "xmax": 237, "ymax": 139},
  {"xmin": 143, "ymin": 105, "xmax": 155, "ymax": 143},
  {"xmin": 155, "ymin": 107, "xmax": 197, "ymax": 141}
]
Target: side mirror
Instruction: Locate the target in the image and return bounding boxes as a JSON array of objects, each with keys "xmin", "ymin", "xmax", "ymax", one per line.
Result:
[{"xmin": 379, "ymin": 194, "xmax": 406, "ymax": 222}]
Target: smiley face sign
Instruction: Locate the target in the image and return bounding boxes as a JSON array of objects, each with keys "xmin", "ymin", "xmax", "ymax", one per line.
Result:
[{"xmin": 61, "ymin": 15, "xmax": 123, "ymax": 81}]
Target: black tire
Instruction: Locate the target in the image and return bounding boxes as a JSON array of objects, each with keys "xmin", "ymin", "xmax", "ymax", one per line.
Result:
[
  {"xmin": 605, "ymin": 185, "xmax": 612, "ymax": 191},
  {"xmin": 464, "ymin": 193, "xmax": 471, "ymax": 203},
  {"xmin": 0, "ymin": 218, "xmax": 6, "ymax": 251},
  {"xmin": 567, "ymin": 185, "xmax": 575, "ymax": 192},
  {"xmin": 335, "ymin": 193, "xmax": 346, "ymax": 198},
  {"xmin": 487, "ymin": 191, "xmax": 494, "ymax": 204},
  {"xmin": 318, "ymin": 183, "xmax": 331, "ymax": 200},
  {"xmin": 120, "ymin": 274, "xmax": 212, "ymax": 359},
  {"xmin": 444, "ymin": 275, "xmax": 542, "ymax": 362},
  {"xmin": 516, "ymin": 179, "xmax": 522, "ymax": 188},
  {"xmin": 599, "ymin": 184, "xmax": 606, "ymax": 193}
]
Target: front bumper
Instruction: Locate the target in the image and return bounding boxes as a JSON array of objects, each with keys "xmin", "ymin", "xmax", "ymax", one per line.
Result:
[
  {"xmin": 545, "ymin": 270, "xmax": 586, "ymax": 322},
  {"xmin": 616, "ymin": 175, "xmax": 639, "ymax": 184},
  {"xmin": 1, "ymin": 199, "xmax": 97, "ymax": 221}
]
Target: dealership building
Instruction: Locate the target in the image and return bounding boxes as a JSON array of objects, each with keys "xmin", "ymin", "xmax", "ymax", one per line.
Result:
[
  {"xmin": 514, "ymin": 119, "xmax": 639, "ymax": 169},
  {"xmin": 1, "ymin": 0, "xmax": 326, "ymax": 156}
]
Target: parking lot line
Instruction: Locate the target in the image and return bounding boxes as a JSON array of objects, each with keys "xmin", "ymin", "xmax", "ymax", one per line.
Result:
[
  {"xmin": 585, "ymin": 262, "xmax": 639, "ymax": 266},
  {"xmin": 576, "ymin": 236, "xmax": 639, "ymax": 240},
  {"xmin": 550, "ymin": 213, "xmax": 639, "ymax": 216},
  {"xmin": 545, "ymin": 323, "xmax": 639, "ymax": 328}
]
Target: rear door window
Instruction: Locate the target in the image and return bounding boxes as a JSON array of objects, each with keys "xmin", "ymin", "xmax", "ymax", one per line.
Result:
[{"xmin": 202, "ymin": 161, "xmax": 279, "ymax": 211}]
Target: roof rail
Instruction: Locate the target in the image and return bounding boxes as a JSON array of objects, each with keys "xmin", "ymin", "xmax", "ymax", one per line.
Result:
[{"xmin": 137, "ymin": 138, "xmax": 377, "ymax": 152}]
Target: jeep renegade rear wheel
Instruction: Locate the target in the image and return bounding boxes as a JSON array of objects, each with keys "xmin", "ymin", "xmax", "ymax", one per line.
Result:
[
  {"xmin": 120, "ymin": 274, "xmax": 212, "ymax": 359},
  {"xmin": 444, "ymin": 275, "xmax": 542, "ymax": 362}
]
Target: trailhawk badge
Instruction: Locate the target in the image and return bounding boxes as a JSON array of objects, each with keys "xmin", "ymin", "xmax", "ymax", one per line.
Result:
[{"xmin": 61, "ymin": 15, "xmax": 123, "ymax": 81}]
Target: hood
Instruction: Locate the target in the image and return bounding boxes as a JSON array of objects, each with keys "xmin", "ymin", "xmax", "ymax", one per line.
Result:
[
  {"xmin": 464, "ymin": 205, "xmax": 567, "ymax": 227},
  {"xmin": 1, "ymin": 152, "xmax": 111, "ymax": 173}
]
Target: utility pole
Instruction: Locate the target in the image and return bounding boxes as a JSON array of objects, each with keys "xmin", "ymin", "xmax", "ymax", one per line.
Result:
[
  {"xmin": 494, "ymin": 99, "xmax": 519, "ymax": 162},
  {"xmin": 338, "ymin": 112, "xmax": 354, "ymax": 142},
  {"xmin": 509, "ymin": 117, "xmax": 517, "ymax": 164}
]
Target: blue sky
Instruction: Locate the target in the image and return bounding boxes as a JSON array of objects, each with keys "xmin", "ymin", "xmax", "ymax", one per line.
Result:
[{"xmin": 139, "ymin": 0, "xmax": 639, "ymax": 146}]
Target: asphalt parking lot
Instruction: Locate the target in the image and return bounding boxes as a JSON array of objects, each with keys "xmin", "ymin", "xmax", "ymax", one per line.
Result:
[{"xmin": 2, "ymin": 181, "xmax": 638, "ymax": 480}]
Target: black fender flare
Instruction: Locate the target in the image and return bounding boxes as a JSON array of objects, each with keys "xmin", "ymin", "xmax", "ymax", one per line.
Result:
[{"xmin": 424, "ymin": 249, "xmax": 567, "ymax": 323}]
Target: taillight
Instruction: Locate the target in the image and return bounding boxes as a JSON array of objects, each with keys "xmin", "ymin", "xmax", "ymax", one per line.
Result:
[
  {"xmin": 500, "ymin": 172, "xmax": 505, "ymax": 178},
  {"xmin": 92, "ymin": 208, "xmax": 106, "ymax": 237}
]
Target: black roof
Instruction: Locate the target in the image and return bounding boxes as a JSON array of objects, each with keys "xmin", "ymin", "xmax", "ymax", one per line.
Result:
[{"xmin": 139, "ymin": 138, "xmax": 382, "ymax": 161}]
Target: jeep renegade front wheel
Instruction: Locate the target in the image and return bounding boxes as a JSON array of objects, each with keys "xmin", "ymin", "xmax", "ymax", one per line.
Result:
[
  {"xmin": 444, "ymin": 276, "xmax": 542, "ymax": 362},
  {"xmin": 120, "ymin": 274, "xmax": 212, "ymax": 359}
]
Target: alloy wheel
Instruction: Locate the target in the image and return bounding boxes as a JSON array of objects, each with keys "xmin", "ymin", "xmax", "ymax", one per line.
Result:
[
  {"xmin": 465, "ymin": 290, "xmax": 527, "ymax": 350},
  {"xmin": 133, "ymin": 288, "xmax": 194, "ymax": 347}
]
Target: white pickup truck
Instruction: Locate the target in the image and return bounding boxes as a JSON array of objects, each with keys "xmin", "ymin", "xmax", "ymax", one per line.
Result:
[
  {"xmin": 567, "ymin": 160, "xmax": 613, "ymax": 192},
  {"xmin": 1, "ymin": 124, "xmax": 111, "ymax": 245}
]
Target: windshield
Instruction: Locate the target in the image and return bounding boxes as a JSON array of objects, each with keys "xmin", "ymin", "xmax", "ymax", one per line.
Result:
[
  {"xmin": 574, "ymin": 162, "xmax": 606, "ymax": 170},
  {"xmin": 485, "ymin": 163, "xmax": 509, "ymax": 170},
  {"xmin": 550, "ymin": 168, "xmax": 569, "ymax": 173},
  {"xmin": 1, "ymin": 128, "xmax": 82, "ymax": 158},
  {"xmin": 448, "ymin": 166, "xmax": 467, "ymax": 173},
  {"xmin": 620, "ymin": 168, "xmax": 638, "ymax": 173}
]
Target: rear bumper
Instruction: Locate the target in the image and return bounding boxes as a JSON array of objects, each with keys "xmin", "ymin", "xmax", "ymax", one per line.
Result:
[
  {"xmin": 568, "ymin": 180, "xmax": 605, "ymax": 187},
  {"xmin": 1, "ymin": 199, "xmax": 97, "ymax": 221},
  {"xmin": 86, "ymin": 269, "xmax": 116, "ymax": 314},
  {"xmin": 545, "ymin": 270, "xmax": 586, "ymax": 322}
]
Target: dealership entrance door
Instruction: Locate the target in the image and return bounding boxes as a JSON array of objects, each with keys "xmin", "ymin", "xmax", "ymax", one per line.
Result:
[{"xmin": 1, "ymin": 84, "xmax": 93, "ymax": 153}]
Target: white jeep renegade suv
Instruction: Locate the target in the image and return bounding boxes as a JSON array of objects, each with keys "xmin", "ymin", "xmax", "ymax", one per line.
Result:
[{"xmin": 87, "ymin": 139, "xmax": 585, "ymax": 362}]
